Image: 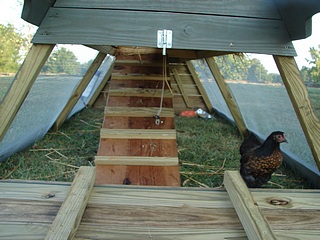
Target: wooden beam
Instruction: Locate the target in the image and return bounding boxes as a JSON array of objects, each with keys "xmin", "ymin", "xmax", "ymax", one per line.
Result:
[
  {"xmin": 205, "ymin": 57, "xmax": 248, "ymax": 138},
  {"xmin": 45, "ymin": 166, "xmax": 95, "ymax": 240},
  {"xmin": 108, "ymin": 88, "xmax": 173, "ymax": 98},
  {"xmin": 0, "ymin": 44, "xmax": 54, "ymax": 141},
  {"xmin": 105, "ymin": 107, "xmax": 174, "ymax": 117},
  {"xmin": 54, "ymin": 0, "xmax": 281, "ymax": 19},
  {"xmin": 111, "ymin": 74, "xmax": 165, "ymax": 81},
  {"xmin": 274, "ymin": 55, "xmax": 320, "ymax": 170},
  {"xmin": 95, "ymin": 156, "xmax": 178, "ymax": 166},
  {"xmin": 85, "ymin": 45, "xmax": 117, "ymax": 55},
  {"xmin": 186, "ymin": 61, "xmax": 213, "ymax": 111},
  {"xmin": 100, "ymin": 129, "xmax": 176, "ymax": 139},
  {"xmin": 224, "ymin": 171, "xmax": 277, "ymax": 240},
  {"xmin": 87, "ymin": 61, "xmax": 114, "ymax": 108},
  {"xmin": 172, "ymin": 68, "xmax": 192, "ymax": 108},
  {"xmin": 33, "ymin": 8, "xmax": 295, "ymax": 56},
  {"xmin": 53, "ymin": 52, "xmax": 106, "ymax": 131}
]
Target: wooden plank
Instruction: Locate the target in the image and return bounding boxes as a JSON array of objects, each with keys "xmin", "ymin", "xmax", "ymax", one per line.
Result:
[
  {"xmin": 54, "ymin": 0, "xmax": 281, "ymax": 19},
  {"xmin": 115, "ymin": 60, "xmax": 163, "ymax": 66},
  {"xmin": 110, "ymin": 79, "xmax": 167, "ymax": 89},
  {"xmin": 0, "ymin": 44, "xmax": 54, "ymax": 141},
  {"xmin": 186, "ymin": 61, "xmax": 214, "ymax": 111},
  {"xmin": 105, "ymin": 107, "xmax": 174, "ymax": 117},
  {"xmin": 95, "ymin": 165, "xmax": 180, "ymax": 186},
  {"xmin": 112, "ymin": 74, "xmax": 165, "ymax": 81},
  {"xmin": 53, "ymin": 52, "xmax": 106, "ymax": 131},
  {"xmin": 107, "ymin": 96, "xmax": 173, "ymax": 108},
  {"xmin": 108, "ymin": 88, "xmax": 173, "ymax": 98},
  {"xmin": 206, "ymin": 57, "xmax": 248, "ymax": 138},
  {"xmin": 87, "ymin": 61, "xmax": 114, "ymax": 107},
  {"xmin": 97, "ymin": 139, "xmax": 178, "ymax": 157},
  {"xmin": 100, "ymin": 129, "xmax": 176, "ymax": 139},
  {"xmin": 45, "ymin": 166, "xmax": 95, "ymax": 240},
  {"xmin": 103, "ymin": 116, "xmax": 175, "ymax": 129},
  {"xmin": 274, "ymin": 56, "xmax": 320, "ymax": 170},
  {"xmin": 33, "ymin": 8, "xmax": 295, "ymax": 56},
  {"xmin": 85, "ymin": 45, "xmax": 117, "ymax": 55},
  {"xmin": 224, "ymin": 171, "xmax": 277, "ymax": 240},
  {"xmin": 95, "ymin": 156, "xmax": 178, "ymax": 166},
  {"xmin": 172, "ymin": 68, "xmax": 192, "ymax": 108}
]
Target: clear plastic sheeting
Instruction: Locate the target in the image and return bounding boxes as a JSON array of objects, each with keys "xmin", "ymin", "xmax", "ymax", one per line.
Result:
[
  {"xmin": 68, "ymin": 55, "xmax": 115, "ymax": 117},
  {"xmin": 0, "ymin": 55, "xmax": 114, "ymax": 162},
  {"xmin": 191, "ymin": 59, "xmax": 319, "ymax": 179}
]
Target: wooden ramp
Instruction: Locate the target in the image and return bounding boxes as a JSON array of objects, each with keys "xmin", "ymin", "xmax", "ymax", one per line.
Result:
[
  {"xmin": 1, "ymin": 167, "xmax": 320, "ymax": 240},
  {"xmin": 95, "ymin": 47, "xmax": 180, "ymax": 186}
]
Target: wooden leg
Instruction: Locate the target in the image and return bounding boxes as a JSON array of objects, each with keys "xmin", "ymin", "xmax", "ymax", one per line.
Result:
[
  {"xmin": 53, "ymin": 52, "xmax": 106, "ymax": 131},
  {"xmin": 274, "ymin": 55, "xmax": 320, "ymax": 170},
  {"xmin": 0, "ymin": 44, "xmax": 54, "ymax": 141}
]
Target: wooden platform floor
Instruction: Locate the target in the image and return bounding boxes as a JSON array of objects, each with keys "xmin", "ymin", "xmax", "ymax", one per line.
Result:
[{"xmin": 1, "ymin": 179, "xmax": 320, "ymax": 240}]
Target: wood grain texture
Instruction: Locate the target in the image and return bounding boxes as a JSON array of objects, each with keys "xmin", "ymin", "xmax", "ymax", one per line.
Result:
[
  {"xmin": 224, "ymin": 171, "xmax": 277, "ymax": 240},
  {"xmin": 206, "ymin": 57, "xmax": 248, "ymax": 138},
  {"xmin": 97, "ymin": 139, "xmax": 178, "ymax": 157},
  {"xmin": 94, "ymin": 156, "xmax": 178, "ymax": 166},
  {"xmin": 1, "ymin": 181, "xmax": 320, "ymax": 239},
  {"xmin": 53, "ymin": 52, "xmax": 106, "ymax": 131},
  {"xmin": 105, "ymin": 107, "xmax": 174, "ymax": 117},
  {"xmin": 100, "ymin": 129, "xmax": 176, "ymax": 139},
  {"xmin": 0, "ymin": 44, "xmax": 54, "ymax": 141},
  {"xmin": 274, "ymin": 56, "xmax": 320, "ymax": 170},
  {"xmin": 45, "ymin": 166, "xmax": 95, "ymax": 240},
  {"xmin": 108, "ymin": 88, "xmax": 173, "ymax": 98},
  {"xmin": 33, "ymin": 8, "xmax": 295, "ymax": 56},
  {"xmin": 54, "ymin": 0, "xmax": 281, "ymax": 19},
  {"xmin": 107, "ymin": 96, "xmax": 173, "ymax": 108},
  {"xmin": 103, "ymin": 116, "xmax": 175, "ymax": 129},
  {"xmin": 95, "ymin": 165, "xmax": 181, "ymax": 185}
]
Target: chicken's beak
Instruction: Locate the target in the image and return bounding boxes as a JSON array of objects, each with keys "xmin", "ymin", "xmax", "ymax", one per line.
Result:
[{"xmin": 283, "ymin": 138, "xmax": 288, "ymax": 143}]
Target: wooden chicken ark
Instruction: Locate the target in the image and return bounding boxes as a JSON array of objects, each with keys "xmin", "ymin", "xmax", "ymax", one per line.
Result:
[{"xmin": 1, "ymin": 0, "xmax": 320, "ymax": 239}]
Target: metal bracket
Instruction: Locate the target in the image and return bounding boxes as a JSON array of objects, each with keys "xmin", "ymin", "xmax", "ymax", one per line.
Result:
[{"xmin": 157, "ymin": 29, "xmax": 172, "ymax": 55}]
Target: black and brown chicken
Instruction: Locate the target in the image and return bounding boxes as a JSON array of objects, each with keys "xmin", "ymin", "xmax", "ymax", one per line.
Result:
[{"xmin": 239, "ymin": 131, "xmax": 287, "ymax": 188}]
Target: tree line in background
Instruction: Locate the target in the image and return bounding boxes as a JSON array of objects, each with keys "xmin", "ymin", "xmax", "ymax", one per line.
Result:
[{"xmin": 0, "ymin": 23, "xmax": 320, "ymax": 85}]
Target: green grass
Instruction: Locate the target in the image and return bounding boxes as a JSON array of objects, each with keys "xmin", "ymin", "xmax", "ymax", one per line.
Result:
[
  {"xmin": 0, "ymin": 107, "xmax": 313, "ymax": 189},
  {"xmin": 0, "ymin": 108, "xmax": 103, "ymax": 182}
]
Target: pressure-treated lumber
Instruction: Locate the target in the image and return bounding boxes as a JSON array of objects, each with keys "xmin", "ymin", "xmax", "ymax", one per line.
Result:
[
  {"xmin": 100, "ymin": 129, "xmax": 176, "ymax": 139},
  {"xmin": 108, "ymin": 88, "xmax": 172, "ymax": 98},
  {"xmin": 32, "ymin": 7, "xmax": 295, "ymax": 56},
  {"xmin": 53, "ymin": 52, "xmax": 106, "ymax": 131},
  {"xmin": 1, "ymin": 181, "xmax": 320, "ymax": 239},
  {"xmin": 172, "ymin": 68, "xmax": 192, "ymax": 108},
  {"xmin": 105, "ymin": 107, "xmax": 174, "ymax": 117},
  {"xmin": 224, "ymin": 171, "xmax": 277, "ymax": 240},
  {"xmin": 186, "ymin": 61, "xmax": 214, "ymax": 111},
  {"xmin": 206, "ymin": 57, "xmax": 248, "ymax": 138},
  {"xmin": 274, "ymin": 55, "xmax": 320, "ymax": 170},
  {"xmin": 0, "ymin": 44, "xmax": 54, "ymax": 141},
  {"xmin": 45, "ymin": 166, "xmax": 95, "ymax": 240},
  {"xmin": 87, "ymin": 61, "xmax": 114, "ymax": 107},
  {"xmin": 54, "ymin": 0, "xmax": 281, "ymax": 19},
  {"xmin": 94, "ymin": 156, "xmax": 178, "ymax": 166}
]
